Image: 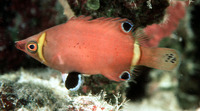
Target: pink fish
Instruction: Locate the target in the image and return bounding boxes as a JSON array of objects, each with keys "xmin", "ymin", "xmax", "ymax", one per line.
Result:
[{"xmin": 15, "ymin": 16, "xmax": 180, "ymax": 91}]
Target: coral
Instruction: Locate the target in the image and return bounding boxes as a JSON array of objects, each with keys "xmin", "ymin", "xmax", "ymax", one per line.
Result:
[
  {"xmin": 58, "ymin": 0, "xmax": 75, "ymax": 19},
  {"xmin": 141, "ymin": 0, "xmax": 200, "ymax": 110},
  {"xmin": 79, "ymin": 75, "xmax": 128, "ymax": 104},
  {"xmin": 0, "ymin": 68, "xmax": 66, "ymax": 110},
  {"xmin": 66, "ymin": 93, "xmax": 125, "ymax": 111},
  {"xmin": 0, "ymin": 68, "xmax": 122, "ymax": 110},
  {"xmin": 143, "ymin": 1, "xmax": 186, "ymax": 47},
  {"xmin": 66, "ymin": 0, "xmax": 169, "ymax": 27},
  {"xmin": 123, "ymin": 91, "xmax": 181, "ymax": 111}
]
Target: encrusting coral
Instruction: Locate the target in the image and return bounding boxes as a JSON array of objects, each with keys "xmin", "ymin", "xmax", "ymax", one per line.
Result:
[
  {"xmin": 0, "ymin": 68, "xmax": 124, "ymax": 110},
  {"xmin": 143, "ymin": 1, "xmax": 186, "ymax": 47}
]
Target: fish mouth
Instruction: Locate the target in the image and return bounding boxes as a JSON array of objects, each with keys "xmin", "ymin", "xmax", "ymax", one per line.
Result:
[{"xmin": 15, "ymin": 41, "xmax": 26, "ymax": 51}]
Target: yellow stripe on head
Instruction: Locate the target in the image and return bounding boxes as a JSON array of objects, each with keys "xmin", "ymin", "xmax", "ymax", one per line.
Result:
[
  {"xmin": 37, "ymin": 32, "xmax": 47, "ymax": 64},
  {"xmin": 130, "ymin": 40, "xmax": 141, "ymax": 70}
]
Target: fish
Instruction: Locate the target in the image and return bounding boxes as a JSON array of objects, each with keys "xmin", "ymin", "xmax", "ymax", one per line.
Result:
[{"xmin": 15, "ymin": 16, "xmax": 180, "ymax": 91}]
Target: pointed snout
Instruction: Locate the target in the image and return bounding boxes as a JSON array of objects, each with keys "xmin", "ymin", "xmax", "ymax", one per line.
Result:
[{"xmin": 15, "ymin": 40, "xmax": 26, "ymax": 51}]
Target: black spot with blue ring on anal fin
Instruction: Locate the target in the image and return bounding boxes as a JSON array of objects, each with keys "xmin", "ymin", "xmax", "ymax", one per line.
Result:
[
  {"xmin": 65, "ymin": 72, "xmax": 82, "ymax": 91},
  {"xmin": 119, "ymin": 71, "xmax": 131, "ymax": 81},
  {"xmin": 121, "ymin": 21, "xmax": 134, "ymax": 33}
]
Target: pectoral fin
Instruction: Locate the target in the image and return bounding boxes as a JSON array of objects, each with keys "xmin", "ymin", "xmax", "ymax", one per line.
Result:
[{"xmin": 62, "ymin": 72, "xmax": 83, "ymax": 91}]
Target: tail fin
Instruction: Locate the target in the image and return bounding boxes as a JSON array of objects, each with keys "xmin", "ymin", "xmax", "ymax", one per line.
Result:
[{"xmin": 138, "ymin": 47, "xmax": 181, "ymax": 71}]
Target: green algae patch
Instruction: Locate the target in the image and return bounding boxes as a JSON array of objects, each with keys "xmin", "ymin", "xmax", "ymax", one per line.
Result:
[{"xmin": 86, "ymin": 0, "xmax": 100, "ymax": 10}]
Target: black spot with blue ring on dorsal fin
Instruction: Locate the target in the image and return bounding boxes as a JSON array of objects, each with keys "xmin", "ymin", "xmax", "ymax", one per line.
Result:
[{"xmin": 121, "ymin": 21, "xmax": 134, "ymax": 33}]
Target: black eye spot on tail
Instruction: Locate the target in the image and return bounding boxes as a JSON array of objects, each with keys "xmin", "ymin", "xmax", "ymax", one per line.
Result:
[
  {"xmin": 165, "ymin": 53, "xmax": 176, "ymax": 64},
  {"xmin": 65, "ymin": 72, "xmax": 82, "ymax": 91},
  {"xmin": 119, "ymin": 71, "xmax": 131, "ymax": 80},
  {"xmin": 121, "ymin": 21, "xmax": 134, "ymax": 33}
]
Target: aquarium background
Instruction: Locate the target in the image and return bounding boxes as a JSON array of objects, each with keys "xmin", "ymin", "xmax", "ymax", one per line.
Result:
[{"xmin": 0, "ymin": 0, "xmax": 200, "ymax": 110}]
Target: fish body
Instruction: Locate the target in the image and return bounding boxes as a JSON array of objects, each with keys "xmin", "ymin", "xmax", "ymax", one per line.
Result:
[
  {"xmin": 15, "ymin": 16, "xmax": 180, "ymax": 91},
  {"xmin": 44, "ymin": 19, "xmax": 133, "ymax": 81}
]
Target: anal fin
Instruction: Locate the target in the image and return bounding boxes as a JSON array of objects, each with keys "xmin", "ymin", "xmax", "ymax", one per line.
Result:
[{"xmin": 62, "ymin": 72, "xmax": 83, "ymax": 91}]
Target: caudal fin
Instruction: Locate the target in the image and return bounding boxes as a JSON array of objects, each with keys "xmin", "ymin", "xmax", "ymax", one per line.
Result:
[{"xmin": 138, "ymin": 47, "xmax": 181, "ymax": 71}]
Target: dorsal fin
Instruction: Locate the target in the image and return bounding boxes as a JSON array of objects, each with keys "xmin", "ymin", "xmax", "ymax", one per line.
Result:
[
  {"xmin": 68, "ymin": 15, "xmax": 134, "ymax": 35},
  {"xmin": 70, "ymin": 15, "xmax": 92, "ymax": 21},
  {"xmin": 89, "ymin": 17, "xmax": 134, "ymax": 35}
]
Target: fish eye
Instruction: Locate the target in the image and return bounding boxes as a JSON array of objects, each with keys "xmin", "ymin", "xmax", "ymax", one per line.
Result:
[
  {"xmin": 121, "ymin": 21, "xmax": 134, "ymax": 33},
  {"xmin": 27, "ymin": 41, "xmax": 38, "ymax": 53},
  {"xmin": 29, "ymin": 44, "xmax": 35, "ymax": 49}
]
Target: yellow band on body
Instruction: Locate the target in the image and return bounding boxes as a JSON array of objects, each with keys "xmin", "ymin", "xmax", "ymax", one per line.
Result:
[
  {"xmin": 37, "ymin": 32, "xmax": 47, "ymax": 64},
  {"xmin": 131, "ymin": 41, "xmax": 141, "ymax": 66}
]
